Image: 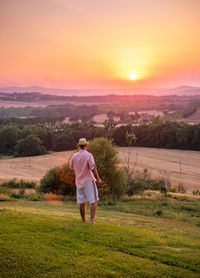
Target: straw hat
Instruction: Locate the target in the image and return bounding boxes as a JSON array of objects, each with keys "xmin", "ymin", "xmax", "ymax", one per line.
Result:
[{"xmin": 78, "ymin": 138, "xmax": 89, "ymax": 146}]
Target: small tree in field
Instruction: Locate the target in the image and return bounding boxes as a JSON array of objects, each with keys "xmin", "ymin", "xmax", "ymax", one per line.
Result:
[
  {"xmin": 87, "ymin": 137, "xmax": 126, "ymax": 201},
  {"xmin": 125, "ymin": 132, "xmax": 137, "ymax": 184}
]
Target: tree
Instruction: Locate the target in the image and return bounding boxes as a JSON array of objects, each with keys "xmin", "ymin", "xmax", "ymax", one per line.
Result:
[
  {"xmin": 0, "ymin": 126, "xmax": 22, "ymax": 154},
  {"xmin": 14, "ymin": 135, "xmax": 47, "ymax": 157},
  {"xmin": 107, "ymin": 111, "xmax": 115, "ymax": 121},
  {"xmin": 118, "ymin": 111, "xmax": 131, "ymax": 123},
  {"xmin": 125, "ymin": 132, "xmax": 137, "ymax": 186},
  {"xmin": 176, "ymin": 124, "xmax": 195, "ymax": 149},
  {"xmin": 87, "ymin": 137, "xmax": 126, "ymax": 201},
  {"xmin": 103, "ymin": 120, "xmax": 117, "ymax": 139},
  {"xmin": 52, "ymin": 131, "xmax": 75, "ymax": 151}
]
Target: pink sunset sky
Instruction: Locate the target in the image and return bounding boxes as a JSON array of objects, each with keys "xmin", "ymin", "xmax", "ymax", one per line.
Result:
[{"xmin": 0, "ymin": 0, "xmax": 200, "ymax": 89}]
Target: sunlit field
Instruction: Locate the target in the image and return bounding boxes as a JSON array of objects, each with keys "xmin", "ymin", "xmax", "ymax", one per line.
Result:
[{"xmin": 0, "ymin": 147, "xmax": 200, "ymax": 193}]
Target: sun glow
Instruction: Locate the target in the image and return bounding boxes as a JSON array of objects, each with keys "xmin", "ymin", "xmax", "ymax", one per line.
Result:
[{"xmin": 130, "ymin": 71, "xmax": 137, "ymax": 80}]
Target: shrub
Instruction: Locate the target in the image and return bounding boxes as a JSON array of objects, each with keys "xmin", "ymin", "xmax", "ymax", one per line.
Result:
[
  {"xmin": 55, "ymin": 164, "xmax": 76, "ymax": 195},
  {"xmin": 177, "ymin": 183, "xmax": 186, "ymax": 193},
  {"xmin": 127, "ymin": 169, "xmax": 172, "ymax": 196},
  {"xmin": 10, "ymin": 192, "xmax": 23, "ymax": 199},
  {"xmin": 39, "ymin": 164, "xmax": 75, "ymax": 196},
  {"xmin": 87, "ymin": 137, "xmax": 126, "ymax": 200},
  {"xmin": 193, "ymin": 190, "xmax": 200, "ymax": 196},
  {"xmin": 1, "ymin": 179, "xmax": 36, "ymax": 189},
  {"xmin": 39, "ymin": 168, "xmax": 60, "ymax": 194},
  {"xmin": 127, "ymin": 178, "xmax": 146, "ymax": 195}
]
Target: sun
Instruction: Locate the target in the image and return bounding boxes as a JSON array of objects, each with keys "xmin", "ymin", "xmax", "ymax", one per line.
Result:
[{"xmin": 129, "ymin": 71, "xmax": 137, "ymax": 80}]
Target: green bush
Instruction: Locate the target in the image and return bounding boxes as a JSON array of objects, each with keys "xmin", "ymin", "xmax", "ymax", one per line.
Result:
[
  {"xmin": 39, "ymin": 164, "xmax": 75, "ymax": 196},
  {"xmin": 10, "ymin": 192, "xmax": 23, "ymax": 199},
  {"xmin": 39, "ymin": 168, "xmax": 60, "ymax": 194},
  {"xmin": 127, "ymin": 178, "xmax": 146, "ymax": 195},
  {"xmin": 127, "ymin": 169, "xmax": 172, "ymax": 196},
  {"xmin": 1, "ymin": 179, "xmax": 36, "ymax": 189},
  {"xmin": 87, "ymin": 137, "xmax": 126, "ymax": 200},
  {"xmin": 193, "ymin": 190, "xmax": 200, "ymax": 196}
]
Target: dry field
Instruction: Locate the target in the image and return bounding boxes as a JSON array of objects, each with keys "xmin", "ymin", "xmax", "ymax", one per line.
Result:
[
  {"xmin": 0, "ymin": 147, "xmax": 199, "ymax": 193},
  {"xmin": 119, "ymin": 147, "xmax": 200, "ymax": 193},
  {"xmin": 0, "ymin": 151, "xmax": 73, "ymax": 184}
]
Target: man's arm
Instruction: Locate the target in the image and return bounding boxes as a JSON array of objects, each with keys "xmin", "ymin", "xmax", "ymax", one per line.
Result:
[
  {"xmin": 92, "ymin": 168, "xmax": 102, "ymax": 185},
  {"xmin": 69, "ymin": 156, "xmax": 74, "ymax": 170},
  {"xmin": 88, "ymin": 154, "xmax": 102, "ymax": 184}
]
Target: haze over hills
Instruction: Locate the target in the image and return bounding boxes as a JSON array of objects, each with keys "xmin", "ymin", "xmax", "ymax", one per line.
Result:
[{"xmin": 1, "ymin": 85, "xmax": 200, "ymax": 96}]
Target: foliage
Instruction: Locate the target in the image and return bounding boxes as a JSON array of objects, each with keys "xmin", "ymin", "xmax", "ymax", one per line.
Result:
[
  {"xmin": 87, "ymin": 137, "xmax": 126, "ymax": 200},
  {"xmin": 54, "ymin": 164, "xmax": 76, "ymax": 195},
  {"xmin": 113, "ymin": 119, "xmax": 200, "ymax": 150},
  {"xmin": 0, "ymin": 126, "xmax": 22, "ymax": 154},
  {"xmin": 126, "ymin": 132, "xmax": 137, "ymax": 146},
  {"xmin": 0, "ymin": 118, "xmax": 200, "ymax": 157},
  {"xmin": 39, "ymin": 164, "xmax": 75, "ymax": 196},
  {"xmin": 103, "ymin": 119, "xmax": 117, "ymax": 139},
  {"xmin": 1, "ymin": 179, "xmax": 36, "ymax": 189},
  {"xmin": 14, "ymin": 135, "xmax": 47, "ymax": 157},
  {"xmin": 193, "ymin": 190, "xmax": 200, "ymax": 196},
  {"xmin": 127, "ymin": 169, "xmax": 173, "ymax": 196},
  {"xmin": 39, "ymin": 168, "xmax": 60, "ymax": 194}
]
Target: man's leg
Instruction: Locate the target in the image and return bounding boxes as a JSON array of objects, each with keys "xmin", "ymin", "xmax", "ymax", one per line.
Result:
[
  {"xmin": 79, "ymin": 203, "xmax": 86, "ymax": 223},
  {"xmin": 90, "ymin": 202, "xmax": 97, "ymax": 224}
]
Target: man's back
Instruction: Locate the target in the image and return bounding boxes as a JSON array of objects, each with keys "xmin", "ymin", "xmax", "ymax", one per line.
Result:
[{"xmin": 69, "ymin": 150, "xmax": 95, "ymax": 188}]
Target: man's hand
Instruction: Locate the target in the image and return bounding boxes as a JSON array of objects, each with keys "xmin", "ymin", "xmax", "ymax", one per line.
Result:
[
  {"xmin": 97, "ymin": 178, "xmax": 102, "ymax": 185},
  {"xmin": 93, "ymin": 168, "xmax": 102, "ymax": 185}
]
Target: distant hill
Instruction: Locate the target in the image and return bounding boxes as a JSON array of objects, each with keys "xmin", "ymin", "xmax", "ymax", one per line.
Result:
[{"xmin": 1, "ymin": 85, "xmax": 200, "ymax": 96}]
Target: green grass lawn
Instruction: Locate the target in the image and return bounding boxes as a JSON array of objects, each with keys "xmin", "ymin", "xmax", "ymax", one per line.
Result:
[{"xmin": 0, "ymin": 199, "xmax": 200, "ymax": 278}]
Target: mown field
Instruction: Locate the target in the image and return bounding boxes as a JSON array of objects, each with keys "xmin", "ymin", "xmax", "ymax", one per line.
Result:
[
  {"xmin": 0, "ymin": 147, "xmax": 200, "ymax": 193},
  {"xmin": 0, "ymin": 197, "xmax": 200, "ymax": 278}
]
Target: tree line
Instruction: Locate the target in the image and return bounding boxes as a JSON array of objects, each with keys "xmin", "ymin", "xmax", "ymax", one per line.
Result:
[
  {"xmin": 0, "ymin": 119, "xmax": 199, "ymax": 157},
  {"xmin": 112, "ymin": 118, "xmax": 200, "ymax": 150},
  {"xmin": 0, "ymin": 104, "xmax": 102, "ymax": 118}
]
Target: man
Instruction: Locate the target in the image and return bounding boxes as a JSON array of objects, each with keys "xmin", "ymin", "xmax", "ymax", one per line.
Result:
[{"xmin": 69, "ymin": 138, "xmax": 102, "ymax": 224}]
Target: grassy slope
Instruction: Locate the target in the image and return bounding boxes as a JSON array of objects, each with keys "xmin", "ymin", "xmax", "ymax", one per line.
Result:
[{"xmin": 0, "ymin": 200, "xmax": 200, "ymax": 278}]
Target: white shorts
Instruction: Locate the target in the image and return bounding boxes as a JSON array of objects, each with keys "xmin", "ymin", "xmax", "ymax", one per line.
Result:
[{"xmin": 77, "ymin": 181, "xmax": 99, "ymax": 204}]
